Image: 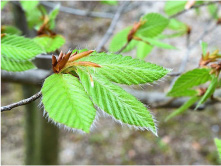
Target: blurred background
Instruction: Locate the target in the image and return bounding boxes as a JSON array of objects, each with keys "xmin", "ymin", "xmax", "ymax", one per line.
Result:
[{"xmin": 1, "ymin": 1, "xmax": 221, "ymax": 165}]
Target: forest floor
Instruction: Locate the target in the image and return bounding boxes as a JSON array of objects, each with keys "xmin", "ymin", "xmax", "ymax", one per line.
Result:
[{"xmin": 1, "ymin": 1, "xmax": 221, "ymax": 165}]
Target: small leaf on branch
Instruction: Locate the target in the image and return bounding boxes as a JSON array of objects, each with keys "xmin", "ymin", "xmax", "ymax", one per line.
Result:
[
  {"xmin": 195, "ymin": 76, "xmax": 218, "ymax": 110},
  {"xmin": 136, "ymin": 13, "xmax": 169, "ymax": 38},
  {"xmin": 164, "ymin": 1, "xmax": 186, "ymax": 16},
  {"xmin": 136, "ymin": 41, "xmax": 153, "ymax": 59},
  {"xmin": 168, "ymin": 68, "xmax": 212, "ymax": 97},
  {"xmin": 33, "ymin": 35, "xmax": 65, "ymax": 53}
]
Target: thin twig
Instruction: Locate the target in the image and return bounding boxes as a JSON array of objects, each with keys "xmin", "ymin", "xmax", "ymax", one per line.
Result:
[
  {"xmin": 40, "ymin": 1, "xmax": 114, "ymax": 19},
  {"xmin": 170, "ymin": 1, "xmax": 220, "ymax": 18},
  {"xmin": 1, "ymin": 91, "xmax": 42, "ymax": 112},
  {"xmin": 96, "ymin": 1, "xmax": 130, "ymax": 52}
]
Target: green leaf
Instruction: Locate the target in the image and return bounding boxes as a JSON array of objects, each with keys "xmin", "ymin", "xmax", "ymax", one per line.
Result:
[
  {"xmin": 136, "ymin": 41, "xmax": 153, "ymax": 59},
  {"xmin": 214, "ymin": 138, "xmax": 221, "ymax": 160},
  {"xmin": 80, "ymin": 53, "xmax": 170, "ymax": 85},
  {"xmin": 167, "ymin": 19, "xmax": 187, "ymax": 31},
  {"xmin": 123, "ymin": 39, "xmax": 138, "ymax": 52},
  {"xmin": 201, "ymin": 41, "xmax": 208, "ymax": 56},
  {"xmin": 1, "ymin": 25, "xmax": 22, "ymax": 35},
  {"xmin": 20, "ymin": 1, "xmax": 42, "ymax": 29},
  {"xmin": 1, "ymin": 1, "xmax": 8, "ymax": 9},
  {"xmin": 1, "ymin": 34, "xmax": 44, "ymax": 60},
  {"xmin": 1, "ymin": 55, "xmax": 36, "ymax": 72},
  {"xmin": 164, "ymin": 1, "xmax": 186, "ymax": 16},
  {"xmin": 109, "ymin": 26, "xmax": 135, "ymax": 53},
  {"xmin": 165, "ymin": 96, "xmax": 200, "ymax": 121},
  {"xmin": 77, "ymin": 68, "xmax": 157, "ymax": 135},
  {"xmin": 42, "ymin": 74, "xmax": 96, "ymax": 133},
  {"xmin": 208, "ymin": 4, "xmax": 218, "ymax": 19},
  {"xmin": 168, "ymin": 68, "xmax": 212, "ymax": 97},
  {"xmin": 141, "ymin": 37, "xmax": 177, "ymax": 49},
  {"xmin": 136, "ymin": 13, "xmax": 169, "ymax": 38},
  {"xmin": 48, "ymin": 5, "xmax": 60, "ymax": 30},
  {"xmin": 195, "ymin": 76, "xmax": 218, "ymax": 109},
  {"xmin": 100, "ymin": 0, "xmax": 118, "ymax": 5},
  {"xmin": 166, "ymin": 18, "xmax": 187, "ymax": 37},
  {"xmin": 20, "ymin": 1, "xmax": 39, "ymax": 12},
  {"xmin": 33, "ymin": 35, "xmax": 65, "ymax": 53}
]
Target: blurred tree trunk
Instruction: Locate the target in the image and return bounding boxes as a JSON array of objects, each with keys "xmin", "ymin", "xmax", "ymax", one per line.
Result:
[{"xmin": 12, "ymin": 3, "xmax": 59, "ymax": 165}]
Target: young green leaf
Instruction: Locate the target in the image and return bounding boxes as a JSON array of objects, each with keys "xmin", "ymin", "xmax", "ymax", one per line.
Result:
[
  {"xmin": 195, "ymin": 76, "xmax": 218, "ymax": 110},
  {"xmin": 208, "ymin": 4, "xmax": 218, "ymax": 19},
  {"xmin": 77, "ymin": 68, "xmax": 157, "ymax": 135},
  {"xmin": 20, "ymin": 1, "xmax": 42, "ymax": 29},
  {"xmin": 1, "ymin": 25, "xmax": 22, "ymax": 35},
  {"xmin": 33, "ymin": 35, "xmax": 65, "ymax": 53},
  {"xmin": 136, "ymin": 13, "xmax": 169, "ymax": 38},
  {"xmin": 166, "ymin": 18, "xmax": 188, "ymax": 37},
  {"xmin": 41, "ymin": 74, "xmax": 96, "ymax": 133},
  {"xmin": 168, "ymin": 68, "xmax": 212, "ymax": 97},
  {"xmin": 1, "ymin": 55, "xmax": 36, "ymax": 72},
  {"xmin": 79, "ymin": 53, "xmax": 170, "ymax": 85},
  {"xmin": 201, "ymin": 41, "xmax": 208, "ymax": 56},
  {"xmin": 164, "ymin": 1, "xmax": 186, "ymax": 16},
  {"xmin": 48, "ymin": 5, "xmax": 60, "ymax": 30},
  {"xmin": 136, "ymin": 41, "xmax": 153, "ymax": 59},
  {"xmin": 214, "ymin": 138, "xmax": 221, "ymax": 160},
  {"xmin": 165, "ymin": 96, "xmax": 200, "ymax": 121},
  {"xmin": 140, "ymin": 37, "xmax": 177, "ymax": 49},
  {"xmin": 100, "ymin": 0, "xmax": 118, "ymax": 5},
  {"xmin": 1, "ymin": 34, "xmax": 44, "ymax": 60},
  {"xmin": 109, "ymin": 26, "xmax": 137, "ymax": 53},
  {"xmin": 20, "ymin": 1, "xmax": 39, "ymax": 12}
]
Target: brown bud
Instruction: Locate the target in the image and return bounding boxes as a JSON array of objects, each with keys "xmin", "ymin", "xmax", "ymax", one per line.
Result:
[
  {"xmin": 127, "ymin": 22, "xmax": 142, "ymax": 42},
  {"xmin": 217, "ymin": 18, "xmax": 221, "ymax": 25},
  {"xmin": 57, "ymin": 51, "xmax": 64, "ymax": 62},
  {"xmin": 52, "ymin": 55, "xmax": 57, "ymax": 66},
  {"xmin": 58, "ymin": 52, "xmax": 72, "ymax": 70},
  {"xmin": 197, "ymin": 87, "xmax": 207, "ymax": 96},
  {"xmin": 71, "ymin": 61, "xmax": 101, "ymax": 68},
  {"xmin": 187, "ymin": 26, "xmax": 191, "ymax": 35},
  {"xmin": 70, "ymin": 51, "xmax": 78, "ymax": 58},
  {"xmin": 68, "ymin": 50, "xmax": 94, "ymax": 62}
]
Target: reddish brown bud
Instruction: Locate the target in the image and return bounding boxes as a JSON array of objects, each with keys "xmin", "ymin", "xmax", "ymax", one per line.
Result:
[
  {"xmin": 68, "ymin": 50, "xmax": 94, "ymax": 62},
  {"xmin": 71, "ymin": 61, "xmax": 101, "ymax": 68},
  {"xmin": 52, "ymin": 55, "xmax": 57, "ymax": 66},
  {"xmin": 127, "ymin": 22, "xmax": 143, "ymax": 42},
  {"xmin": 57, "ymin": 51, "xmax": 64, "ymax": 63},
  {"xmin": 58, "ymin": 52, "xmax": 72, "ymax": 70}
]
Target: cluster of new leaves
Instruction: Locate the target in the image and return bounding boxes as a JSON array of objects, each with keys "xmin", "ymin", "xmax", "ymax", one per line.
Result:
[
  {"xmin": 20, "ymin": 1, "xmax": 65, "ymax": 52},
  {"xmin": 165, "ymin": 42, "xmax": 221, "ymax": 121},
  {"xmin": 215, "ymin": 138, "xmax": 221, "ymax": 160},
  {"xmin": 41, "ymin": 50, "xmax": 170, "ymax": 134},
  {"xmin": 1, "ymin": 1, "xmax": 65, "ymax": 72},
  {"xmin": 110, "ymin": 13, "xmax": 177, "ymax": 59},
  {"xmin": 1, "ymin": 34, "xmax": 44, "ymax": 71}
]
